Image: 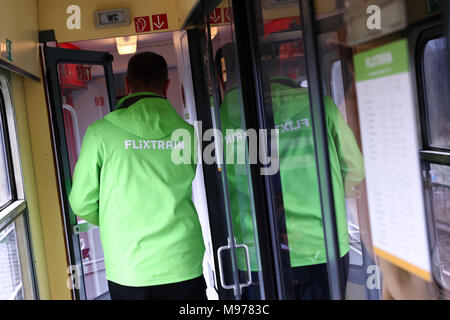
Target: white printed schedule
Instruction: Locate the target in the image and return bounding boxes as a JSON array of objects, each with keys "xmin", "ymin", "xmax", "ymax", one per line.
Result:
[{"xmin": 354, "ymin": 39, "xmax": 431, "ymax": 281}]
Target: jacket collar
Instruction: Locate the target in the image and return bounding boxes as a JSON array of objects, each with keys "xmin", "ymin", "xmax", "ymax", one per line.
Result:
[{"xmin": 116, "ymin": 92, "xmax": 166, "ymax": 110}]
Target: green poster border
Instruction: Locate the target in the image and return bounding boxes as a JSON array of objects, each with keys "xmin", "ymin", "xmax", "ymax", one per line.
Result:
[{"xmin": 354, "ymin": 39, "xmax": 410, "ymax": 82}]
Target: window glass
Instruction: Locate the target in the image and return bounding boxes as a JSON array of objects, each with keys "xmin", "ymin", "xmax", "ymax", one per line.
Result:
[
  {"xmin": 0, "ymin": 99, "xmax": 12, "ymax": 208},
  {"xmin": 253, "ymin": 0, "xmax": 377, "ymax": 300},
  {"xmin": 0, "ymin": 77, "xmax": 35, "ymax": 300},
  {"xmin": 0, "ymin": 223, "xmax": 24, "ymax": 300},
  {"xmin": 58, "ymin": 62, "xmax": 111, "ymax": 299},
  {"xmin": 253, "ymin": 1, "xmax": 355, "ymax": 300},
  {"xmin": 429, "ymin": 163, "xmax": 450, "ymax": 290},
  {"xmin": 423, "ymin": 37, "xmax": 450, "ymax": 149}
]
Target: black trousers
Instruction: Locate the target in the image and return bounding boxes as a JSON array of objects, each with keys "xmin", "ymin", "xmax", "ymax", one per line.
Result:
[
  {"xmin": 241, "ymin": 253, "xmax": 350, "ymax": 300},
  {"xmin": 288, "ymin": 253, "xmax": 350, "ymax": 300},
  {"xmin": 108, "ymin": 276, "xmax": 207, "ymax": 300}
]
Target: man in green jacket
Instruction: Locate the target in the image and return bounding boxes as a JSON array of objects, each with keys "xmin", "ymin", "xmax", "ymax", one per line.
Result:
[{"xmin": 69, "ymin": 52, "xmax": 206, "ymax": 300}]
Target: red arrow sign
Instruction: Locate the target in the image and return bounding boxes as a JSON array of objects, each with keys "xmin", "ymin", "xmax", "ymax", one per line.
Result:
[
  {"xmin": 224, "ymin": 7, "xmax": 231, "ymax": 23},
  {"xmin": 134, "ymin": 16, "xmax": 151, "ymax": 33},
  {"xmin": 152, "ymin": 14, "xmax": 168, "ymax": 30},
  {"xmin": 209, "ymin": 8, "xmax": 222, "ymax": 24}
]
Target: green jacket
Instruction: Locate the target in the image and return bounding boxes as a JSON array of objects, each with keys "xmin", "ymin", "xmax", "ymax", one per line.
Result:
[
  {"xmin": 69, "ymin": 92, "xmax": 205, "ymax": 286},
  {"xmin": 220, "ymin": 79, "xmax": 364, "ymax": 270}
]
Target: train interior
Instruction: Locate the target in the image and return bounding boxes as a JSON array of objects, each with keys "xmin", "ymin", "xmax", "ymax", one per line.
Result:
[
  {"xmin": 0, "ymin": 0, "xmax": 449, "ymax": 301},
  {"xmin": 52, "ymin": 25, "xmax": 377, "ymax": 301}
]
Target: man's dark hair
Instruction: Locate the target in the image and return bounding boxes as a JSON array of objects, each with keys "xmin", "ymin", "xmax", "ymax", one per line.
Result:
[{"xmin": 127, "ymin": 52, "xmax": 168, "ymax": 91}]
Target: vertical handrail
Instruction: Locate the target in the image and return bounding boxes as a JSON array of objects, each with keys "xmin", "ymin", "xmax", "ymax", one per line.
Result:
[
  {"xmin": 62, "ymin": 104, "xmax": 81, "ymax": 156},
  {"xmin": 206, "ymin": 16, "xmax": 242, "ymax": 299}
]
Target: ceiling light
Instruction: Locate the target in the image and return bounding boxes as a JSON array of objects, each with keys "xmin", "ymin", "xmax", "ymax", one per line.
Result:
[
  {"xmin": 115, "ymin": 36, "xmax": 137, "ymax": 55},
  {"xmin": 210, "ymin": 27, "xmax": 218, "ymax": 40}
]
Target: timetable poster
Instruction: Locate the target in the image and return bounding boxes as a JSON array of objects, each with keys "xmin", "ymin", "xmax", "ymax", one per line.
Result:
[{"xmin": 354, "ymin": 39, "xmax": 431, "ymax": 281}]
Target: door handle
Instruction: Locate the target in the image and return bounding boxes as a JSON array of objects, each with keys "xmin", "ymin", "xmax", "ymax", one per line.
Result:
[
  {"xmin": 216, "ymin": 237, "xmax": 253, "ymax": 294},
  {"xmin": 217, "ymin": 238, "xmax": 235, "ymax": 291},
  {"xmin": 236, "ymin": 242, "xmax": 253, "ymax": 291}
]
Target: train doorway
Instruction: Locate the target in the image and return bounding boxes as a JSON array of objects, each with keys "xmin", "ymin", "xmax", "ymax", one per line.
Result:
[{"xmin": 42, "ymin": 32, "xmax": 217, "ymax": 300}]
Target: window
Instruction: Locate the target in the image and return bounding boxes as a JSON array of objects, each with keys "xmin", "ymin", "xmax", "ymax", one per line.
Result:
[
  {"xmin": 429, "ymin": 163, "xmax": 450, "ymax": 292},
  {"xmin": 0, "ymin": 74, "xmax": 36, "ymax": 300},
  {"xmin": 0, "ymin": 94, "xmax": 15, "ymax": 212},
  {"xmin": 419, "ymin": 33, "xmax": 450, "ymax": 296},
  {"xmin": 422, "ymin": 37, "xmax": 450, "ymax": 150}
]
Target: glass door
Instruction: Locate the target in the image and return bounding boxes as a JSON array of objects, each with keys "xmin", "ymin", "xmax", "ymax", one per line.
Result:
[
  {"xmin": 243, "ymin": 0, "xmax": 358, "ymax": 300},
  {"xmin": 189, "ymin": 0, "xmax": 369, "ymax": 300},
  {"xmin": 187, "ymin": 0, "xmax": 444, "ymax": 301},
  {"xmin": 44, "ymin": 47, "xmax": 116, "ymax": 300},
  {"xmin": 188, "ymin": 0, "xmax": 281, "ymax": 300}
]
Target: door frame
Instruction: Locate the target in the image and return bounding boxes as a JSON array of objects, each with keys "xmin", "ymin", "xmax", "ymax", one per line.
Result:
[
  {"xmin": 187, "ymin": 24, "xmax": 240, "ymax": 300},
  {"xmin": 43, "ymin": 46, "xmax": 116, "ymax": 300},
  {"xmin": 410, "ymin": 19, "xmax": 449, "ymax": 298}
]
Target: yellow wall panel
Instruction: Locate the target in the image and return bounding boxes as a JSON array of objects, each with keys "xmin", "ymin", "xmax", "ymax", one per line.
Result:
[
  {"xmin": 176, "ymin": 0, "xmax": 200, "ymax": 28},
  {"xmin": 23, "ymin": 76, "xmax": 72, "ymax": 300},
  {"xmin": 8, "ymin": 72, "xmax": 52, "ymax": 300},
  {"xmin": 38, "ymin": 0, "xmax": 180, "ymax": 43},
  {"xmin": 0, "ymin": 0, "xmax": 40, "ymax": 78}
]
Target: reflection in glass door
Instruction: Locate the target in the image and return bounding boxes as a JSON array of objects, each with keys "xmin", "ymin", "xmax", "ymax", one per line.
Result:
[
  {"xmin": 59, "ymin": 63, "xmax": 111, "ymax": 300},
  {"xmin": 44, "ymin": 47, "xmax": 116, "ymax": 300},
  {"xmin": 189, "ymin": 0, "xmax": 275, "ymax": 299},
  {"xmin": 209, "ymin": 2, "xmax": 263, "ymax": 299},
  {"xmin": 197, "ymin": 0, "xmax": 368, "ymax": 300}
]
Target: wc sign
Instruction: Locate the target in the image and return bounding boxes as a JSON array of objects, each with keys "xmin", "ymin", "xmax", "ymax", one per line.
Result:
[{"xmin": 135, "ymin": 14, "xmax": 168, "ymax": 33}]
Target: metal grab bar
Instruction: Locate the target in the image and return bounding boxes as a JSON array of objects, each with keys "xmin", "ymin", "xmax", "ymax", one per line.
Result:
[
  {"xmin": 216, "ymin": 237, "xmax": 253, "ymax": 294},
  {"xmin": 236, "ymin": 241, "xmax": 253, "ymax": 291},
  {"xmin": 217, "ymin": 238, "xmax": 235, "ymax": 291}
]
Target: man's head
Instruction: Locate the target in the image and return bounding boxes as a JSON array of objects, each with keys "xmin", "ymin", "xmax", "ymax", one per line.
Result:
[{"xmin": 126, "ymin": 51, "xmax": 170, "ymax": 97}]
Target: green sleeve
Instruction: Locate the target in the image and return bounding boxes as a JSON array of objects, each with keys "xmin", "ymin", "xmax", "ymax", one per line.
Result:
[
  {"xmin": 68, "ymin": 125, "xmax": 104, "ymax": 226},
  {"xmin": 325, "ymin": 97, "xmax": 365, "ymax": 193}
]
